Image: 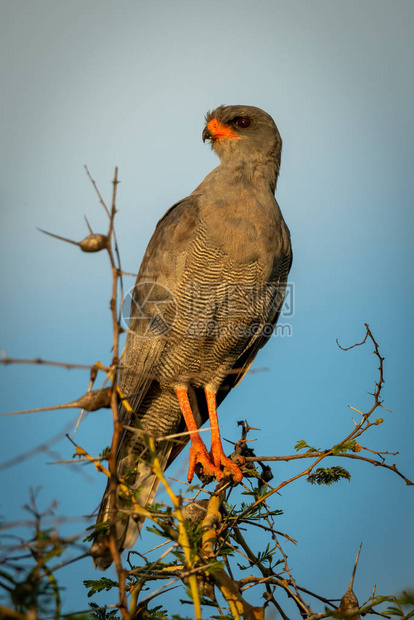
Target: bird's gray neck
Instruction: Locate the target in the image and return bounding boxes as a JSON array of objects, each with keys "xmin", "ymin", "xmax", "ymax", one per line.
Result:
[{"xmin": 218, "ymin": 152, "xmax": 280, "ymax": 194}]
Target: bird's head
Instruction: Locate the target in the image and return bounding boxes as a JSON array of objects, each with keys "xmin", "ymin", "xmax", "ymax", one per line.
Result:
[{"xmin": 202, "ymin": 105, "xmax": 282, "ymax": 174}]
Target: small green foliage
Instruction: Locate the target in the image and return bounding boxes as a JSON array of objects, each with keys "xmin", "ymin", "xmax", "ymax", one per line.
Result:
[
  {"xmin": 238, "ymin": 486, "xmax": 281, "ymax": 520},
  {"xmin": 143, "ymin": 605, "xmax": 169, "ymax": 619},
  {"xmin": 332, "ymin": 440, "xmax": 357, "ymax": 455},
  {"xmin": 183, "ymin": 519, "xmax": 203, "ymax": 548},
  {"xmin": 384, "ymin": 606, "xmax": 408, "ymax": 618},
  {"xmin": 223, "ymin": 501, "xmax": 236, "ymax": 515},
  {"xmin": 151, "ymin": 606, "xmax": 170, "ymax": 619},
  {"xmin": 237, "ymin": 543, "xmax": 281, "ymax": 571},
  {"xmin": 247, "ymin": 507, "xmax": 283, "ymax": 520},
  {"xmin": 83, "ymin": 577, "xmax": 119, "ymax": 598},
  {"xmin": 146, "ymin": 500, "xmax": 171, "ymax": 515},
  {"xmin": 121, "ymin": 465, "xmax": 140, "ymax": 481},
  {"xmin": 295, "ymin": 439, "xmax": 318, "ymax": 454},
  {"xmin": 255, "ymin": 543, "xmax": 279, "ymax": 566},
  {"xmin": 204, "ymin": 560, "xmax": 225, "ymax": 576},
  {"xmin": 83, "ymin": 520, "xmax": 111, "ymax": 543},
  {"xmin": 357, "ymin": 591, "xmax": 414, "ymax": 619},
  {"xmin": 130, "ymin": 604, "xmax": 194, "ymax": 620},
  {"xmin": 216, "ymin": 543, "xmax": 235, "ymax": 557},
  {"xmin": 307, "ymin": 466, "xmax": 351, "ymax": 485},
  {"xmin": 241, "ymin": 482, "xmax": 269, "ymax": 502},
  {"xmin": 399, "ymin": 590, "xmax": 414, "ymax": 607},
  {"xmin": 117, "ymin": 489, "xmax": 140, "ymax": 508},
  {"xmin": 381, "ymin": 591, "xmax": 414, "ymax": 619},
  {"xmin": 99, "ymin": 446, "xmax": 111, "ymax": 459},
  {"xmin": 241, "ymin": 466, "xmax": 264, "ymax": 481},
  {"xmin": 146, "ymin": 524, "xmax": 175, "ymax": 540}
]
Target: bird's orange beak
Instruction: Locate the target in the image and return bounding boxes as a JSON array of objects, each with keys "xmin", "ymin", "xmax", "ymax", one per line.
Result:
[{"xmin": 204, "ymin": 118, "xmax": 240, "ymax": 141}]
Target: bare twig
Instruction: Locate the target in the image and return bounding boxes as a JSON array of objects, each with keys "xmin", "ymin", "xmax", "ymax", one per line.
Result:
[{"xmin": 0, "ymin": 353, "xmax": 101, "ymax": 371}]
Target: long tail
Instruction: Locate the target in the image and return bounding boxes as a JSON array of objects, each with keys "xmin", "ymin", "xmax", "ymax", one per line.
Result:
[
  {"xmin": 91, "ymin": 446, "xmax": 171, "ymax": 570},
  {"xmin": 90, "ymin": 382, "xmax": 203, "ymax": 570}
]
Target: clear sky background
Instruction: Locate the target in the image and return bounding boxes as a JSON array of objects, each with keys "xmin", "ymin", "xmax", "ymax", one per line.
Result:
[{"xmin": 1, "ymin": 0, "xmax": 413, "ymax": 616}]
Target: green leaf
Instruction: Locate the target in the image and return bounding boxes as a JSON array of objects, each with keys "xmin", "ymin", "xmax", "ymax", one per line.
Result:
[
  {"xmin": 83, "ymin": 577, "xmax": 118, "ymax": 598},
  {"xmin": 307, "ymin": 466, "xmax": 351, "ymax": 486},
  {"xmin": 99, "ymin": 446, "xmax": 111, "ymax": 459},
  {"xmin": 294, "ymin": 439, "xmax": 317, "ymax": 454},
  {"xmin": 295, "ymin": 439, "xmax": 308, "ymax": 451},
  {"xmin": 332, "ymin": 440, "xmax": 357, "ymax": 455},
  {"xmin": 384, "ymin": 605, "xmax": 404, "ymax": 617},
  {"xmin": 143, "ymin": 604, "xmax": 169, "ymax": 619},
  {"xmin": 83, "ymin": 520, "xmax": 111, "ymax": 543},
  {"xmin": 217, "ymin": 544, "xmax": 236, "ymax": 557}
]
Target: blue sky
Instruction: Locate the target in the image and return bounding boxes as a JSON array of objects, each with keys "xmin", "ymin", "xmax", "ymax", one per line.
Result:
[{"xmin": 1, "ymin": 0, "xmax": 413, "ymax": 616}]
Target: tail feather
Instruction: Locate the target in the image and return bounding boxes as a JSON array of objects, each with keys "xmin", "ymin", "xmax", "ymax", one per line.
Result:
[{"xmin": 91, "ymin": 444, "xmax": 172, "ymax": 570}]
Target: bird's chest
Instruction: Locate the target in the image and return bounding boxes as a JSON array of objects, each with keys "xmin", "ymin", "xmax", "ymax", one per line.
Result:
[
  {"xmin": 176, "ymin": 200, "xmax": 283, "ymax": 331},
  {"xmin": 199, "ymin": 198, "xmax": 279, "ymax": 269}
]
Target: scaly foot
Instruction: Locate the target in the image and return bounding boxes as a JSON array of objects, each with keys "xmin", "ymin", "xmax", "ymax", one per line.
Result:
[
  {"xmin": 205, "ymin": 388, "xmax": 243, "ymax": 483},
  {"xmin": 210, "ymin": 441, "xmax": 243, "ymax": 483},
  {"xmin": 187, "ymin": 436, "xmax": 224, "ymax": 483}
]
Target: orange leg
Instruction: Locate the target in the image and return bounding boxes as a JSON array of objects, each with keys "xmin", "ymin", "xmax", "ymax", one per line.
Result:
[
  {"xmin": 175, "ymin": 388, "xmax": 223, "ymax": 483},
  {"xmin": 205, "ymin": 389, "xmax": 243, "ymax": 483}
]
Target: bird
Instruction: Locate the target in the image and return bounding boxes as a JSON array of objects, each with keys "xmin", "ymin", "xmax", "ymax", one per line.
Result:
[{"xmin": 91, "ymin": 104, "xmax": 292, "ymax": 569}]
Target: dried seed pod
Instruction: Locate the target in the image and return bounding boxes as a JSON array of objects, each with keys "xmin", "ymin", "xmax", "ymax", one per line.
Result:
[
  {"xmin": 75, "ymin": 388, "xmax": 112, "ymax": 411},
  {"xmin": 39, "ymin": 228, "xmax": 108, "ymax": 252},
  {"xmin": 79, "ymin": 234, "xmax": 108, "ymax": 252},
  {"xmin": 337, "ymin": 544, "xmax": 362, "ymax": 619},
  {"xmin": 338, "ymin": 588, "xmax": 360, "ymax": 619},
  {"xmin": 181, "ymin": 499, "xmax": 209, "ymax": 523}
]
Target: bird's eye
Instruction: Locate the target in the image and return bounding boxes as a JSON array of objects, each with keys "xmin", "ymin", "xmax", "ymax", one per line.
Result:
[{"xmin": 236, "ymin": 117, "xmax": 251, "ymax": 129}]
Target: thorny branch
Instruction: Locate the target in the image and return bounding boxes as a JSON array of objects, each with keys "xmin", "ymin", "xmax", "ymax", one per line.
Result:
[
  {"xmin": 0, "ymin": 354, "xmax": 101, "ymax": 371},
  {"xmin": 1, "ymin": 173, "xmax": 412, "ymax": 620},
  {"xmin": 243, "ymin": 324, "xmax": 412, "ymax": 487}
]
